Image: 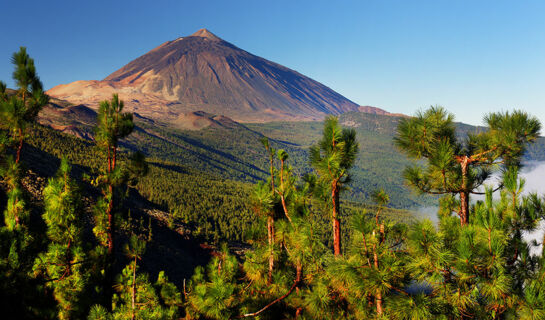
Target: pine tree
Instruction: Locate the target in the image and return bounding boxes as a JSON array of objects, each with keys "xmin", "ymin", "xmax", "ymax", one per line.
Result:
[
  {"xmin": 395, "ymin": 106, "xmax": 541, "ymax": 226},
  {"xmin": 324, "ymin": 190, "xmax": 411, "ymax": 319},
  {"xmin": 0, "ymin": 49, "xmax": 49, "ymax": 317},
  {"xmin": 258, "ymin": 138, "xmax": 278, "ymax": 284},
  {"xmin": 310, "ymin": 116, "xmax": 358, "ymax": 256},
  {"xmin": 186, "ymin": 148, "xmax": 325, "ymax": 319},
  {"xmin": 406, "ymin": 167, "xmax": 545, "ymax": 319},
  {"xmin": 186, "ymin": 245, "xmax": 242, "ymax": 319},
  {"xmin": 91, "ymin": 93, "xmax": 136, "ymax": 310},
  {"xmin": 94, "ymin": 93, "xmax": 135, "ymax": 255},
  {"xmin": 33, "ymin": 158, "xmax": 88, "ymax": 320},
  {"xmin": 251, "ymin": 181, "xmax": 275, "ymax": 284},
  {"xmin": 88, "ymin": 236, "xmax": 180, "ymax": 320},
  {"xmin": 0, "ymin": 47, "xmax": 49, "ymax": 164}
]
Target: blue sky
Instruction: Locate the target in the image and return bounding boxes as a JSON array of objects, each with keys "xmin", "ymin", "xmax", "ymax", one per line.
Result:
[{"xmin": 1, "ymin": 0, "xmax": 544, "ymax": 126}]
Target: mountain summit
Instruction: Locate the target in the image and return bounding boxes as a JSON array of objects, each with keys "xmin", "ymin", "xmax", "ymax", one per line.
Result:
[
  {"xmin": 190, "ymin": 28, "xmax": 222, "ymax": 41},
  {"xmin": 48, "ymin": 29, "xmax": 360, "ymax": 122}
]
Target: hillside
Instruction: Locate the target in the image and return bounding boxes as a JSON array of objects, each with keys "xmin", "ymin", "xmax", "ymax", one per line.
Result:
[
  {"xmin": 8, "ymin": 123, "xmax": 415, "ymax": 250},
  {"xmin": 37, "ymin": 102, "xmax": 429, "ymax": 207},
  {"xmin": 38, "ymin": 101, "xmax": 545, "ymax": 210},
  {"xmin": 47, "ymin": 28, "xmax": 359, "ymax": 123}
]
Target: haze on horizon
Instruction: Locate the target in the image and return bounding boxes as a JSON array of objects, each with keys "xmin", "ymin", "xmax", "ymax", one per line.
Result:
[{"xmin": 1, "ymin": 0, "xmax": 544, "ymax": 127}]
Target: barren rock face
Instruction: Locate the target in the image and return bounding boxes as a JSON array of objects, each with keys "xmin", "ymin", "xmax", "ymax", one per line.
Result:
[{"xmin": 47, "ymin": 29, "xmax": 359, "ymax": 124}]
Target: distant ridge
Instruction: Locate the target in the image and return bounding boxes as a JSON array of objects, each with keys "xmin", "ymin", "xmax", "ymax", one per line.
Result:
[
  {"xmin": 47, "ymin": 28, "xmax": 362, "ymax": 123},
  {"xmin": 358, "ymin": 106, "xmax": 406, "ymax": 117}
]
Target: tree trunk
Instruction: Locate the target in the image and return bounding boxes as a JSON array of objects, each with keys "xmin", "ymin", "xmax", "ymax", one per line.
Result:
[
  {"xmin": 280, "ymin": 195, "xmax": 291, "ymax": 223},
  {"xmin": 333, "ymin": 218, "xmax": 341, "ymax": 256},
  {"xmin": 267, "ymin": 215, "xmax": 274, "ymax": 284},
  {"xmin": 459, "ymin": 191, "xmax": 469, "ymax": 226},
  {"xmin": 375, "ymin": 289, "xmax": 383, "ymax": 315},
  {"xmin": 112, "ymin": 146, "xmax": 117, "ymax": 172},
  {"xmin": 16, "ymin": 128, "xmax": 23, "ymax": 164},
  {"xmin": 107, "ymin": 184, "xmax": 114, "ymax": 255},
  {"xmin": 459, "ymin": 157, "xmax": 470, "ymax": 226},
  {"xmin": 332, "ymin": 183, "xmax": 341, "ymax": 256},
  {"xmin": 279, "ymin": 158, "xmax": 292, "ymax": 222},
  {"xmin": 373, "ymin": 245, "xmax": 383, "ymax": 315}
]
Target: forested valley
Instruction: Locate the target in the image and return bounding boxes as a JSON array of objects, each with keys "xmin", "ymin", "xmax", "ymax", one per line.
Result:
[{"xmin": 2, "ymin": 48, "xmax": 545, "ymax": 320}]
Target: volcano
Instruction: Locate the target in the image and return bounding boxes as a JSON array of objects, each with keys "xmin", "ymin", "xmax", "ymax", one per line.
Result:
[{"xmin": 47, "ymin": 28, "xmax": 360, "ymax": 122}]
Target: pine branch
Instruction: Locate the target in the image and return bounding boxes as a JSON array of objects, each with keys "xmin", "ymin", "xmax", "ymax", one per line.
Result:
[
  {"xmin": 235, "ymin": 273, "xmax": 300, "ymax": 318},
  {"xmin": 236, "ymin": 260, "xmax": 302, "ymax": 319}
]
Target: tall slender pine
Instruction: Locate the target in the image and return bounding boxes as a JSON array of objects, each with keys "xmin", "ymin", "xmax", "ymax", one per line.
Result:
[
  {"xmin": 92, "ymin": 93, "xmax": 134, "ymax": 309},
  {"xmin": 310, "ymin": 116, "xmax": 358, "ymax": 256}
]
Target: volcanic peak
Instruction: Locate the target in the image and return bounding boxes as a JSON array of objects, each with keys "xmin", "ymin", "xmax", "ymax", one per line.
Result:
[
  {"xmin": 47, "ymin": 28, "xmax": 360, "ymax": 122},
  {"xmin": 190, "ymin": 28, "xmax": 222, "ymax": 41}
]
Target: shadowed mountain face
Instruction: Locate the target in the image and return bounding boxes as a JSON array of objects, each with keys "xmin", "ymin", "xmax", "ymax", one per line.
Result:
[{"xmin": 47, "ymin": 28, "xmax": 359, "ymax": 123}]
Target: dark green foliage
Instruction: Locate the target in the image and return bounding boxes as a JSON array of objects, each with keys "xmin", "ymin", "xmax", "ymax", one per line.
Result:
[
  {"xmin": 60, "ymin": 111, "xmax": 437, "ymax": 208},
  {"xmin": 32, "ymin": 158, "xmax": 88, "ymax": 319},
  {"xmin": 136, "ymin": 162, "xmax": 253, "ymax": 242},
  {"xmin": 0, "ymin": 49, "xmax": 52, "ymax": 318},
  {"xmin": 0, "ymin": 157, "xmax": 48, "ymax": 319},
  {"xmin": 1, "ymin": 157, "xmax": 28, "ymax": 230},
  {"xmin": 89, "ymin": 236, "xmax": 180, "ymax": 320},
  {"xmin": 20, "ymin": 121, "xmax": 419, "ymax": 245},
  {"xmin": 186, "ymin": 245, "xmax": 242, "ymax": 318},
  {"xmin": 127, "ymin": 151, "xmax": 149, "ymax": 187}
]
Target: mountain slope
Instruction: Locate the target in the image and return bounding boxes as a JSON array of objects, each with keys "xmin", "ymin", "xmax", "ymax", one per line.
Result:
[
  {"xmin": 38, "ymin": 101, "xmax": 545, "ymax": 209},
  {"xmin": 36, "ymin": 100, "xmax": 432, "ymax": 208},
  {"xmin": 47, "ymin": 28, "xmax": 359, "ymax": 122},
  {"xmin": 16, "ymin": 123, "xmax": 415, "ymax": 247}
]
